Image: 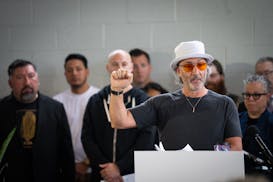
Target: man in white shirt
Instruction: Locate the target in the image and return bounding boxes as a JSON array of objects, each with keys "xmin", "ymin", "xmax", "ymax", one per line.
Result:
[{"xmin": 54, "ymin": 53, "xmax": 99, "ymax": 182}]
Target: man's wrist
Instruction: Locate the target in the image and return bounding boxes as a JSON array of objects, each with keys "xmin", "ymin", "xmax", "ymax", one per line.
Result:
[{"xmin": 110, "ymin": 89, "xmax": 124, "ymax": 96}]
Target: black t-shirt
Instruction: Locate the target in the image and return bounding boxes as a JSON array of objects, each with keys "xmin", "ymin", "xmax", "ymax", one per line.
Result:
[
  {"xmin": 130, "ymin": 90, "xmax": 242, "ymax": 150},
  {"xmin": 15, "ymin": 99, "xmax": 38, "ymax": 182}
]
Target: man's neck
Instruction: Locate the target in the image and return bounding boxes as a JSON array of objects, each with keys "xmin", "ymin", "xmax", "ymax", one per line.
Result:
[
  {"xmin": 71, "ymin": 83, "xmax": 90, "ymax": 94},
  {"xmin": 182, "ymin": 87, "xmax": 208, "ymax": 98},
  {"xmin": 248, "ymin": 109, "xmax": 266, "ymax": 119}
]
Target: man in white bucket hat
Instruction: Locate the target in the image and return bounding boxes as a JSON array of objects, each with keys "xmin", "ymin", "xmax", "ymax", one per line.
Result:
[
  {"xmin": 170, "ymin": 40, "xmax": 213, "ymax": 71},
  {"xmin": 108, "ymin": 40, "xmax": 242, "ymax": 151}
]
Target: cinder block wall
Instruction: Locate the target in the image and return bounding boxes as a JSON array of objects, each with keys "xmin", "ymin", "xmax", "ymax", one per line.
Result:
[{"xmin": 1, "ymin": 0, "xmax": 273, "ymax": 97}]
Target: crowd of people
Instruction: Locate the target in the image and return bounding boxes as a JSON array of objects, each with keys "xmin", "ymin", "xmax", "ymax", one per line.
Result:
[{"xmin": 0, "ymin": 40, "xmax": 273, "ymax": 182}]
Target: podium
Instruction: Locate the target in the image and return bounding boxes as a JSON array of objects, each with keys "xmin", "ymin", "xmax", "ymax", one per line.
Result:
[{"xmin": 134, "ymin": 151, "xmax": 244, "ymax": 182}]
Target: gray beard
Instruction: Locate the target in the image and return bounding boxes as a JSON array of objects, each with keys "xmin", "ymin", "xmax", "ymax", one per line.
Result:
[{"xmin": 21, "ymin": 93, "xmax": 36, "ymax": 103}]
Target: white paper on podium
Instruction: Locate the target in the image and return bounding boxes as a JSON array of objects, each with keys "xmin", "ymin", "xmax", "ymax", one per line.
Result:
[
  {"xmin": 154, "ymin": 142, "xmax": 194, "ymax": 151},
  {"xmin": 134, "ymin": 151, "xmax": 244, "ymax": 182}
]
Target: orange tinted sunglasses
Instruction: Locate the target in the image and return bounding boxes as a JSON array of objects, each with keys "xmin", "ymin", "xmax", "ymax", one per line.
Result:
[{"xmin": 179, "ymin": 62, "xmax": 207, "ymax": 72}]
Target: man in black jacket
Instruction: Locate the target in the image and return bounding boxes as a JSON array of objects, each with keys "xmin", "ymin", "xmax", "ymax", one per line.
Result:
[
  {"xmin": 0, "ymin": 59, "xmax": 75, "ymax": 182},
  {"xmin": 82, "ymin": 50, "xmax": 157, "ymax": 182}
]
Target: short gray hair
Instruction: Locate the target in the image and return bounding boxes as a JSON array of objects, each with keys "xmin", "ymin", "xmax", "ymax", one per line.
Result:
[
  {"xmin": 243, "ymin": 74, "xmax": 270, "ymax": 93},
  {"xmin": 255, "ymin": 56, "xmax": 273, "ymax": 67}
]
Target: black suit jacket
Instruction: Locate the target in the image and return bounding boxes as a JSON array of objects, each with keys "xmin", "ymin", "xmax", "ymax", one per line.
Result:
[{"xmin": 0, "ymin": 93, "xmax": 75, "ymax": 182}]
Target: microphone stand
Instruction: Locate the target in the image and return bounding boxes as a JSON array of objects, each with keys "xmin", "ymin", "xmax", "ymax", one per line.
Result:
[{"xmin": 254, "ymin": 134, "xmax": 273, "ymax": 167}]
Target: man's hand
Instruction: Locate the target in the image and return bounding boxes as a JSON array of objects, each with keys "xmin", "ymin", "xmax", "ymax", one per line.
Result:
[
  {"xmin": 99, "ymin": 163, "xmax": 123, "ymax": 182},
  {"xmin": 76, "ymin": 162, "xmax": 89, "ymax": 175},
  {"xmin": 111, "ymin": 68, "xmax": 133, "ymax": 91}
]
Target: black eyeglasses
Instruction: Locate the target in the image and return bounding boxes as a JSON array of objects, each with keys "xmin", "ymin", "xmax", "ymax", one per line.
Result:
[
  {"xmin": 260, "ymin": 70, "xmax": 273, "ymax": 77},
  {"xmin": 242, "ymin": 92, "xmax": 267, "ymax": 101}
]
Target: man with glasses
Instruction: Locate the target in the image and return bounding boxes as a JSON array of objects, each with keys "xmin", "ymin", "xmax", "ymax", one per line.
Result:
[
  {"xmin": 256, "ymin": 57, "xmax": 273, "ymax": 112},
  {"xmin": 108, "ymin": 40, "xmax": 242, "ymax": 151},
  {"xmin": 240, "ymin": 74, "xmax": 273, "ymax": 180},
  {"xmin": 239, "ymin": 57, "xmax": 273, "ymax": 113}
]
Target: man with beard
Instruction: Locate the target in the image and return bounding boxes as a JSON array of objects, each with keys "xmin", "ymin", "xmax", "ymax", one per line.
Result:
[
  {"xmin": 206, "ymin": 59, "xmax": 227, "ymax": 94},
  {"xmin": 54, "ymin": 54, "xmax": 99, "ymax": 182},
  {"xmin": 206, "ymin": 59, "xmax": 240, "ymax": 106},
  {"xmin": 0, "ymin": 59, "xmax": 75, "ymax": 182},
  {"xmin": 108, "ymin": 40, "xmax": 242, "ymax": 151}
]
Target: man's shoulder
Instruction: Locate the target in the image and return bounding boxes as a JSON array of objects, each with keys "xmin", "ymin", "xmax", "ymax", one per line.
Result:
[
  {"xmin": 53, "ymin": 89, "xmax": 70, "ymax": 101},
  {"xmin": 88, "ymin": 85, "xmax": 100, "ymax": 93},
  {"xmin": 157, "ymin": 89, "xmax": 182, "ymax": 101},
  {"xmin": 88, "ymin": 86, "xmax": 109, "ymax": 103},
  {"xmin": 129, "ymin": 87, "xmax": 149, "ymax": 102},
  {"xmin": 207, "ymin": 90, "xmax": 232, "ymax": 101},
  {"xmin": 262, "ymin": 110, "xmax": 273, "ymax": 123},
  {"xmin": 0, "ymin": 95, "xmax": 13, "ymax": 110},
  {"xmin": 0, "ymin": 94, "xmax": 12, "ymax": 103},
  {"xmin": 131, "ymin": 87, "xmax": 147, "ymax": 95},
  {"xmin": 145, "ymin": 90, "xmax": 181, "ymax": 107},
  {"xmin": 40, "ymin": 93, "xmax": 64, "ymax": 106}
]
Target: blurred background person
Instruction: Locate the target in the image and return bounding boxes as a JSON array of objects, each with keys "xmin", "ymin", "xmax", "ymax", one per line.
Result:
[
  {"xmin": 0, "ymin": 59, "xmax": 75, "ymax": 182},
  {"xmin": 142, "ymin": 81, "xmax": 168, "ymax": 97},
  {"xmin": 239, "ymin": 74, "xmax": 273, "ymax": 181},
  {"xmin": 206, "ymin": 59, "xmax": 241, "ymax": 106},
  {"xmin": 239, "ymin": 57, "xmax": 273, "ymax": 113},
  {"xmin": 81, "ymin": 50, "xmax": 157, "ymax": 182},
  {"xmin": 206, "ymin": 59, "xmax": 227, "ymax": 95},
  {"xmin": 255, "ymin": 57, "xmax": 273, "ymax": 112},
  {"xmin": 129, "ymin": 48, "xmax": 152, "ymax": 88},
  {"xmin": 54, "ymin": 54, "xmax": 99, "ymax": 182},
  {"xmin": 129, "ymin": 48, "xmax": 167, "ymax": 95}
]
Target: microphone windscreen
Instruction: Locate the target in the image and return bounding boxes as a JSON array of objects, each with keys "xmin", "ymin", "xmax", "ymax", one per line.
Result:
[{"xmin": 246, "ymin": 125, "xmax": 260, "ymax": 137}]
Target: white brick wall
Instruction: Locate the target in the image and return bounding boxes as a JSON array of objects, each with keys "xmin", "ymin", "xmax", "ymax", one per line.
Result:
[
  {"xmin": 1, "ymin": 0, "xmax": 273, "ymax": 97},
  {"xmin": 105, "ymin": 23, "xmax": 151, "ymax": 49}
]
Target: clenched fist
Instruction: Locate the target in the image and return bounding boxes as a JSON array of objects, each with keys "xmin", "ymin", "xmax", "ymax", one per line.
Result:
[{"xmin": 110, "ymin": 68, "xmax": 133, "ymax": 91}]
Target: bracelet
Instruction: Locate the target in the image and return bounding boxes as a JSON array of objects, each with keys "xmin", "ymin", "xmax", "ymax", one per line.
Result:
[{"xmin": 110, "ymin": 89, "xmax": 124, "ymax": 95}]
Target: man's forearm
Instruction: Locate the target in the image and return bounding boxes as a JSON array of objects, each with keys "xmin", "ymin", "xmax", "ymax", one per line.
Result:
[
  {"xmin": 109, "ymin": 89, "xmax": 137, "ymax": 129},
  {"xmin": 109, "ymin": 92, "xmax": 127, "ymax": 129},
  {"xmin": 225, "ymin": 137, "xmax": 242, "ymax": 151}
]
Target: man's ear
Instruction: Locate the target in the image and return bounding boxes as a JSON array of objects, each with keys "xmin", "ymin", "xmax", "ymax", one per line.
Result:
[
  {"xmin": 267, "ymin": 93, "xmax": 271, "ymax": 100},
  {"xmin": 176, "ymin": 67, "xmax": 180, "ymax": 75}
]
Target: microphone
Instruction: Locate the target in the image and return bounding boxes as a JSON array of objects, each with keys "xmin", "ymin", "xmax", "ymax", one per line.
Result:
[
  {"xmin": 247, "ymin": 125, "xmax": 273, "ymax": 166},
  {"xmin": 243, "ymin": 150, "xmax": 265, "ymax": 165}
]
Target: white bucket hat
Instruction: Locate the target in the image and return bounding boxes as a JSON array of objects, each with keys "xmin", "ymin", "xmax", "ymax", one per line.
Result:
[{"xmin": 170, "ymin": 40, "xmax": 214, "ymax": 71}]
